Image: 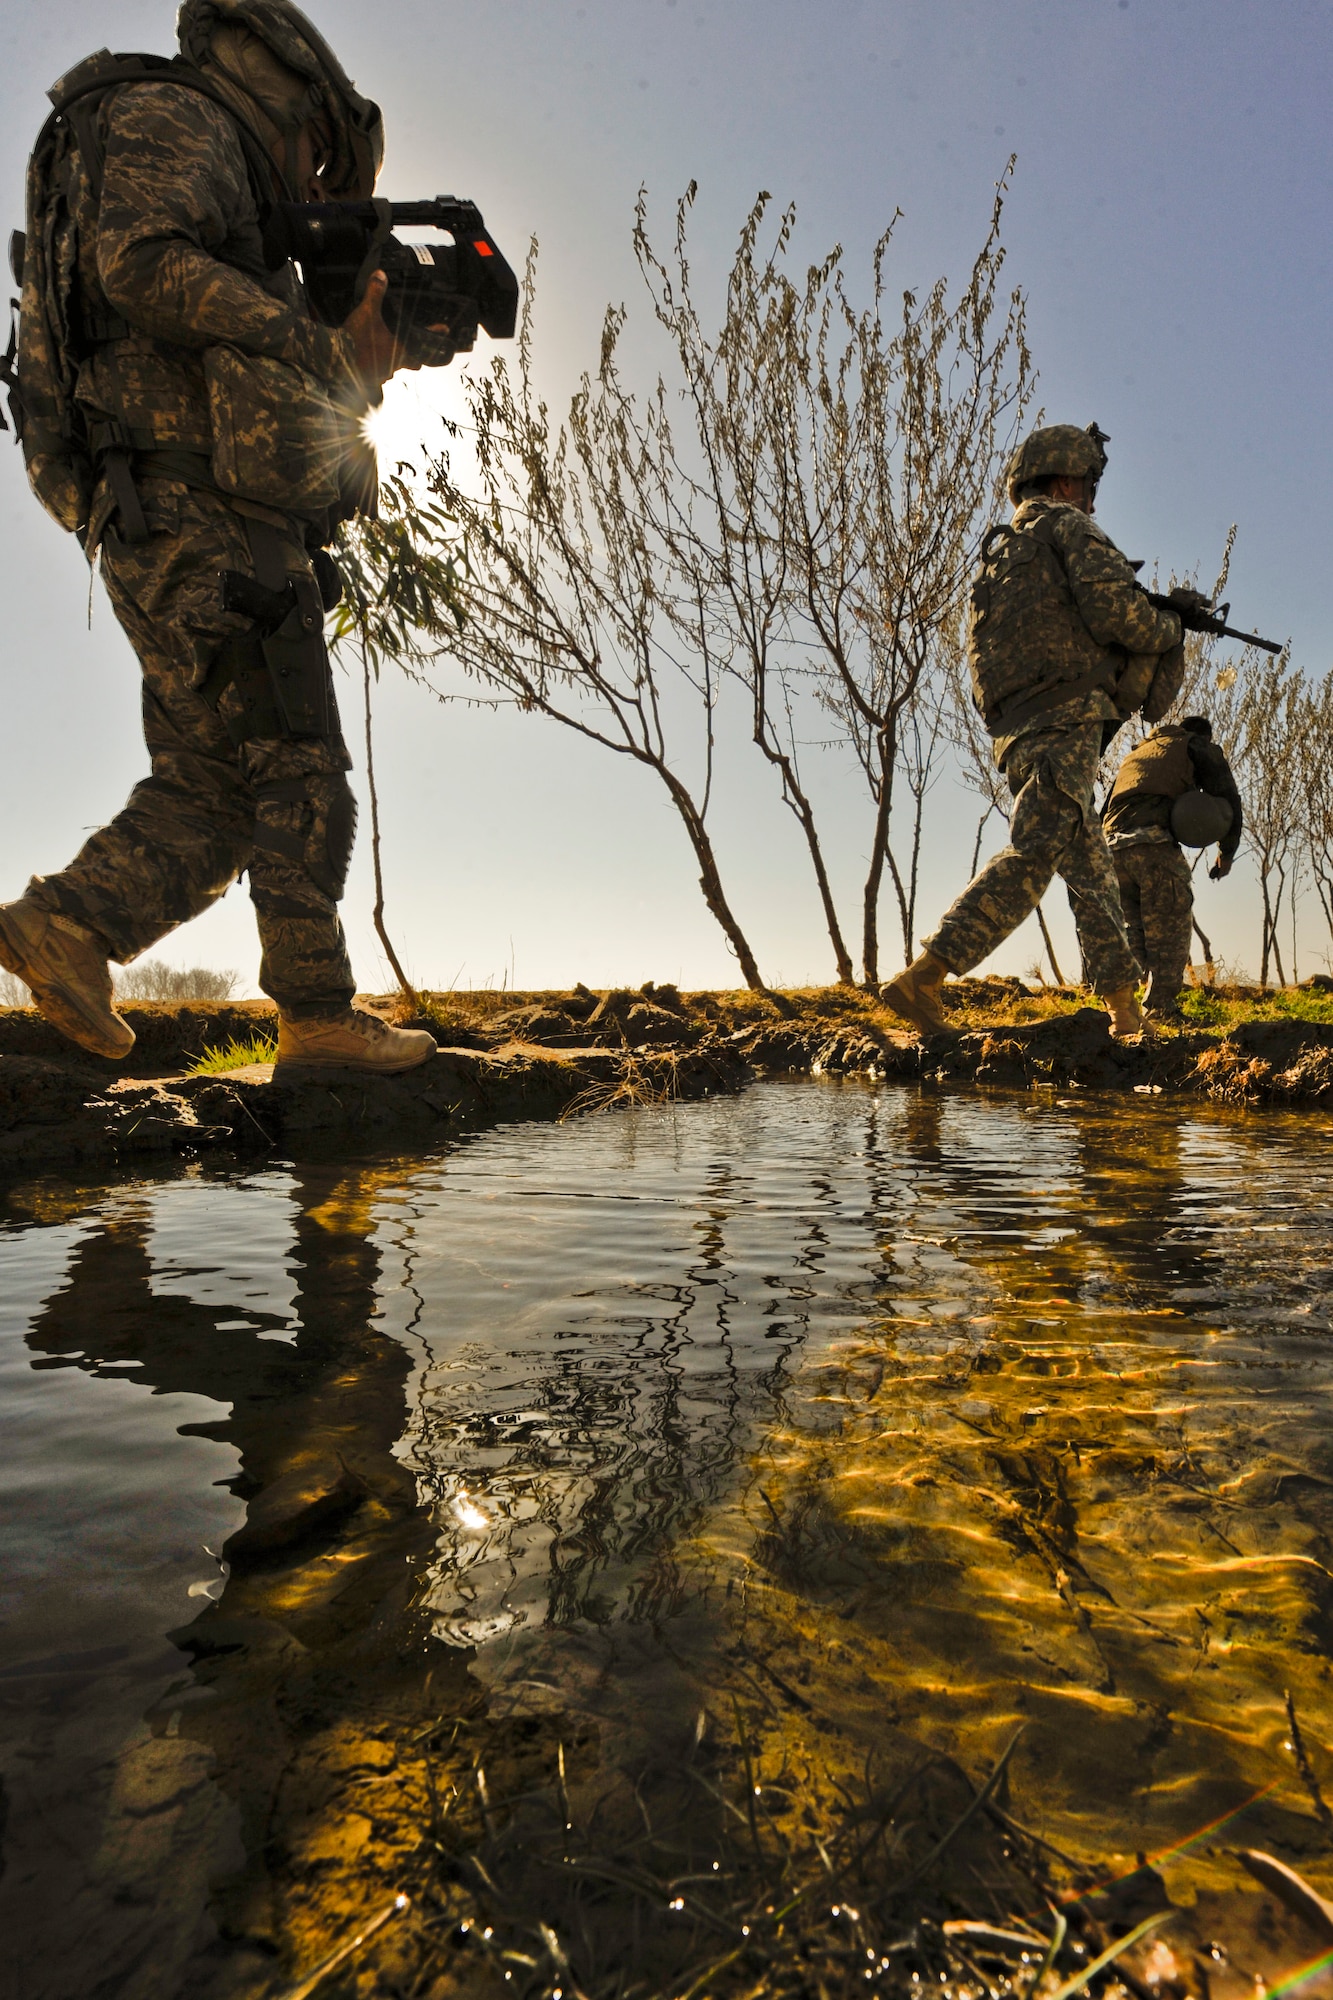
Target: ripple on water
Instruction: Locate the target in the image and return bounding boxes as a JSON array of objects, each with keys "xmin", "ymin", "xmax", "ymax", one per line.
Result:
[{"xmin": 4, "ymin": 1080, "xmax": 1333, "ymax": 1993}]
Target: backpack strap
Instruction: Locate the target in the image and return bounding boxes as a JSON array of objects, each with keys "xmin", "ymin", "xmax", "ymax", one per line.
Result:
[{"xmin": 0, "ymin": 300, "xmax": 18, "ymax": 437}]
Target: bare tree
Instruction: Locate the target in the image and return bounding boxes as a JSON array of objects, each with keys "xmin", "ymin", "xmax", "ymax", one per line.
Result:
[
  {"xmin": 409, "ymin": 257, "xmax": 773, "ymax": 993},
  {"xmin": 1239, "ymin": 650, "xmax": 1301, "ymax": 986},
  {"xmin": 332, "ymin": 471, "xmax": 468, "ymax": 1005},
  {"xmin": 771, "ymin": 166, "xmax": 1035, "ymax": 980},
  {"xmin": 624, "ymin": 191, "xmax": 857, "ymax": 983},
  {"xmin": 496, "ymin": 175, "xmax": 1033, "ymax": 989},
  {"xmin": 1299, "ymin": 674, "xmax": 1333, "ymax": 963}
]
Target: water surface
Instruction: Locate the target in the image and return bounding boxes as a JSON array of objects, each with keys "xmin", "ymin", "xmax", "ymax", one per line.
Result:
[{"xmin": 4, "ymin": 1081, "xmax": 1333, "ymax": 1999}]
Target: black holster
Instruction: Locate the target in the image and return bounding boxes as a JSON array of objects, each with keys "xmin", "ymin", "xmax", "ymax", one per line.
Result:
[{"xmin": 245, "ymin": 518, "xmax": 335, "ymax": 738}]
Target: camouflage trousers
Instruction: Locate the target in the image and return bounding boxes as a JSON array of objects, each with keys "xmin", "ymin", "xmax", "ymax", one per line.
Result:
[
  {"xmin": 27, "ymin": 483, "xmax": 357, "ymax": 1018},
  {"xmin": 1111, "ymin": 841, "xmax": 1194, "ymax": 1013},
  {"xmin": 925, "ymin": 722, "xmax": 1139, "ymax": 994}
]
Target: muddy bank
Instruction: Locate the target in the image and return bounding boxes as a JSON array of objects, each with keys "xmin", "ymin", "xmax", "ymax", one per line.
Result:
[
  {"xmin": 0, "ymin": 1018, "xmax": 748, "ymax": 1171},
  {"xmin": 2, "ymin": 980, "xmax": 1333, "ymax": 1169}
]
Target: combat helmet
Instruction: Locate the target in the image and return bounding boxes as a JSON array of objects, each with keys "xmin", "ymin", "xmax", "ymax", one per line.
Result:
[
  {"xmin": 1170, "ymin": 790, "xmax": 1234, "ymax": 848},
  {"xmin": 1006, "ymin": 422, "xmax": 1110, "ymax": 505},
  {"xmin": 177, "ymin": 0, "xmax": 384, "ymax": 197}
]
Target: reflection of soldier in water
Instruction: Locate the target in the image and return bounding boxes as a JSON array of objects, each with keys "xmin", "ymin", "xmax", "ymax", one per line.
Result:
[
  {"xmin": 25, "ymin": 1165, "xmax": 422, "ymax": 1582},
  {"xmin": 11, "ymin": 1161, "xmax": 435, "ymax": 1992},
  {"xmin": 14, "ymin": 1150, "xmax": 791, "ymax": 1955}
]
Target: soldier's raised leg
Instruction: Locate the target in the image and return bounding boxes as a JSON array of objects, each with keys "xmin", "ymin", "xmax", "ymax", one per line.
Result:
[
  {"xmin": 886, "ymin": 723, "xmax": 1140, "ymax": 1034},
  {"xmin": 0, "ymin": 488, "xmax": 432, "ymax": 1072}
]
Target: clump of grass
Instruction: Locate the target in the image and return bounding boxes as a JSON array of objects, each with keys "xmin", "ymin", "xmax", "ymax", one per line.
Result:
[
  {"xmin": 562, "ymin": 1051, "xmax": 689, "ymax": 1118},
  {"xmin": 1178, "ymin": 983, "xmax": 1333, "ymax": 1031},
  {"xmin": 189, "ymin": 1034, "xmax": 277, "ymax": 1075}
]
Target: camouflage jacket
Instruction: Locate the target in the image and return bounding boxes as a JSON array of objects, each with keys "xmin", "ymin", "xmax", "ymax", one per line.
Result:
[
  {"xmin": 73, "ymin": 79, "xmax": 358, "ymax": 453},
  {"xmin": 969, "ymin": 497, "xmax": 1182, "ymax": 768}
]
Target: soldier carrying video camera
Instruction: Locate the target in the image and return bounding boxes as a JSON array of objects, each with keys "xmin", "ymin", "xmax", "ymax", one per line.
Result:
[{"xmin": 0, "ymin": 0, "xmax": 514, "ymax": 1073}]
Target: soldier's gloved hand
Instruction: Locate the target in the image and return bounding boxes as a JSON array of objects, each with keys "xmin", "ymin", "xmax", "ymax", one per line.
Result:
[
  {"xmin": 1167, "ymin": 585, "xmax": 1212, "ymax": 614},
  {"xmin": 343, "ymin": 270, "xmax": 422, "ymax": 387},
  {"xmin": 1209, "ymin": 851, "xmax": 1233, "ymax": 880}
]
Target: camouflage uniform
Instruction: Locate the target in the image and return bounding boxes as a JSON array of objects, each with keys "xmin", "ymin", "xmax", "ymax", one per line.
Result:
[
  {"xmin": 1109, "ymin": 844, "xmax": 1195, "ymax": 1010},
  {"xmin": 1104, "ymin": 723, "xmax": 1244, "ymax": 1013},
  {"xmin": 924, "ymin": 497, "xmax": 1182, "ymax": 993},
  {"xmin": 22, "ymin": 68, "xmax": 369, "ymax": 1016}
]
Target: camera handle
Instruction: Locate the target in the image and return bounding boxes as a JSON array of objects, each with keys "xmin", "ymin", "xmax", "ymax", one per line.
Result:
[{"xmin": 351, "ymin": 197, "xmax": 395, "ymax": 311}]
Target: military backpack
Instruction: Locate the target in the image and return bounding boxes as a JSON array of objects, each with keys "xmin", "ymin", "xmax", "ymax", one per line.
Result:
[{"xmin": 1, "ymin": 48, "xmax": 278, "ymax": 537}]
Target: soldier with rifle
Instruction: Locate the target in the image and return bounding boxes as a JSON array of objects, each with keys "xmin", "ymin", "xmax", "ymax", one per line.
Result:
[{"xmin": 882, "ymin": 422, "xmax": 1275, "ymax": 1040}]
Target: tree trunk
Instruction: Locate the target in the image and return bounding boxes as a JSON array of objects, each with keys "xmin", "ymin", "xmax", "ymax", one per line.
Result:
[
  {"xmin": 657, "ymin": 766, "xmax": 770, "ymax": 996},
  {"xmin": 1036, "ymin": 905, "xmax": 1066, "ymax": 986},
  {"xmin": 362, "ymin": 650, "xmax": 420, "ymax": 1011},
  {"xmin": 904, "ymin": 783, "xmax": 929, "ymax": 963},
  {"xmin": 1270, "ymin": 881, "xmax": 1287, "ymax": 986},
  {"xmin": 1192, "ymin": 918, "xmax": 1215, "ymax": 984},
  {"xmin": 752, "ymin": 721, "xmax": 856, "ymax": 984},
  {"xmin": 1259, "ymin": 869, "xmax": 1286, "ymax": 988},
  {"xmin": 861, "ymin": 725, "xmax": 896, "ymax": 986},
  {"xmin": 969, "ymin": 807, "xmax": 994, "ymax": 878}
]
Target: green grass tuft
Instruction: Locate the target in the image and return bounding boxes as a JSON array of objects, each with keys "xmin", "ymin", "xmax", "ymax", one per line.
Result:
[
  {"xmin": 188, "ymin": 1034, "xmax": 277, "ymax": 1075},
  {"xmin": 1177, "ymin": 983, "xmax": 1333, "ymax": 1030}
]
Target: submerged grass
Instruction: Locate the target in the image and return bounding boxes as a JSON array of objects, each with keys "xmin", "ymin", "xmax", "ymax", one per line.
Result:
[
  {"xmin": 259, "ymin": 1638, "xmax": 1097, "ymax": 2000},
  {"xmin": 383, "ymin": 1705, "xmax": 1079, "ymax": 2000}
]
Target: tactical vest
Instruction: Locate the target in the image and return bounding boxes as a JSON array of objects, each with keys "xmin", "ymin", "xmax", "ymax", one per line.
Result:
[
  {"xmin": 1107, "ymin": 726, "xmax": 1196, "ymax": 806},
  {"xmin": 967, "ymin": 505, "xmax": 1119, "ymax": 732}
]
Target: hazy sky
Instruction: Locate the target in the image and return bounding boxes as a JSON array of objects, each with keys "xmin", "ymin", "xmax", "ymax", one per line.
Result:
[{"xmin": 2, "ymin": 0, "xmax": 1330, "ymax": 994}]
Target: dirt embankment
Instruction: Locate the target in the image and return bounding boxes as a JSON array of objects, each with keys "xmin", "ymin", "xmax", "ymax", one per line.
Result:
[{"xmin": 3, "ymin": 976, "xmax": 1333, "ymax": 1169}]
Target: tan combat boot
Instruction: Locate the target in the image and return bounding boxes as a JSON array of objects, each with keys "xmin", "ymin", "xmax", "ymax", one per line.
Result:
[
  {"xmin": 0, "ymin": 896, "xmax": 135, "ymax": 1060},
  {"xmin": 880, "ymin": 950, "xmax": 950, "ymax": 1036},
  {"xmin": 1104, "ymin": 986, "xmax": 1144, "ymax": 1038},
  {"xmin": 275, "ymin": 1006, "xmax": 437, "ymax": 1075}
]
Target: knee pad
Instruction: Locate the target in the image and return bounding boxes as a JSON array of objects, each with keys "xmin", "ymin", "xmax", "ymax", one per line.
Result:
[
  {"xmin": 312, "ymin": 774, "xmax": 357, "ymax": 902},
  {"xmin": 253, "ymin": 773, "xmax": 357, "ymax": 904}
]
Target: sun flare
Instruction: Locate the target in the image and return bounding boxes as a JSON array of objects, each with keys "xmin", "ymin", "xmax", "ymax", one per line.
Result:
[{"xmin": 358, "ymin": 366, "xmax": 469, "ymax": 472}]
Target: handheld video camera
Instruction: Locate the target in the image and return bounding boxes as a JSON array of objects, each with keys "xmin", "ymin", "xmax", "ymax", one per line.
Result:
[{"xmin": 262, "ymin": 196, "xmax": 519, "ymax": 367}]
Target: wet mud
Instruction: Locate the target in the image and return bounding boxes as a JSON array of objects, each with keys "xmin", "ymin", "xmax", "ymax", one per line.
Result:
[
  {"xmin": 3, "ymin": 982, "xmax": 1333, "ymax": 1173},
  {"xmin": 7, "ymin": 1083, "xmax": 1333, "ymax": 2000},
  {"xmin": 0, "ymin": 1000, "xmax": 748, "ymax": 1170}
]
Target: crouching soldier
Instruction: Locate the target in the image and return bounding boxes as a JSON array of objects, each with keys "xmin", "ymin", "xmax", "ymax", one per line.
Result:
[
  {"xmin": 1103, "ymin": 715, "xmax": 1242, "ymax": 1023},
  {"xmin": 883, "ymin": 422, "xmax": 1191, "ymax": 1040},
  {"xmin": 0, "ymin": 0, "xmax": 436, "ymax": 1073}
]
